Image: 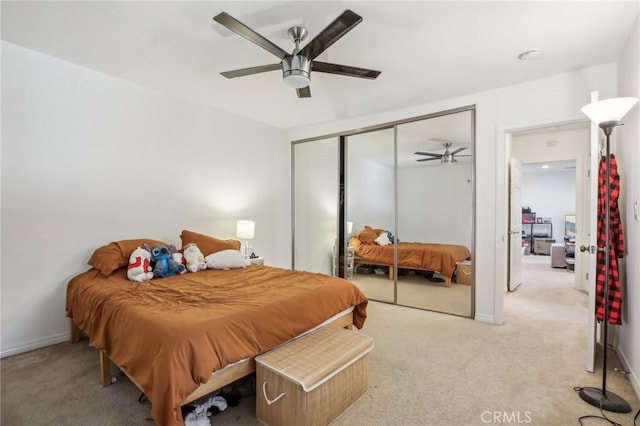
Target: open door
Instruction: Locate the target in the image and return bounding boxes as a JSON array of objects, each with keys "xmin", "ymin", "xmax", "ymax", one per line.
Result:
[
  {"xmin": 584, "ymin": 91, "xmax": 599, "ymax": 373},
  {"xmin": 508, "ymin": 157, "xmax": 523, "ymax": 292}
]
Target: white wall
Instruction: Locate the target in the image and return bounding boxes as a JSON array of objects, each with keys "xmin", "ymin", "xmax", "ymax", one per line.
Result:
[
  {"xmin": 397, "ymin": 164, "xmax": 473, "ymax": 248},
  {"xmin": 0, "ymin": 42, "xmax": 289, "ymax": 357},
  {"xmin": 615, "ymin": 14, "xmax": 640, "ymax": 400},
  {"xmin": 347, "ymin": 158, "xmax": 473, "ymax": 248},
  {"xmin": 511, "ymin": 127, "xmax": 590, "ymax": 164},
  {"xmin": 347, "ymin": 157, "xmax": 395, "ymax": 235},
  {"xmin": 287, "ymin": 62, "xmax": 618, "ymax": 324},
  {"xmin": 520, "ymin": 169, "xmax": 576, "ymax": 243}
]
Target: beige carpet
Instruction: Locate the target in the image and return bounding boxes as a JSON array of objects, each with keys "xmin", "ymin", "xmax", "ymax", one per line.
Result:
[
  {"xmin": 350, "ymin": 272, "xmax": 472, "ymax": 317},
  {"xmin": 1, "ymin": 256, "xmax": 638, "ymax": 425}
]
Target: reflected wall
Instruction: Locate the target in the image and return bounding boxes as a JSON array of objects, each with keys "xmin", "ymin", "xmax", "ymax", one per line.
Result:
[
  {"xmin": 347, "ymin": 128, "xmax": 395, "ymax": 303},
  {"xmin": 292, "ymin": 138, "xmax": 338, "ymax": 274}
]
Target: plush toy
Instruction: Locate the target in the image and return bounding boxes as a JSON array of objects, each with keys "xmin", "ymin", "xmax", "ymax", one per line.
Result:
[
  {"xmin": 172, "ymin": 252, "xmax": 185, "ymax": 267},
  {"xmin": 183, "ymin": 243, "xmax": 207, "ymax": 273},
  {"xmin": 127, "ymin": 246, "xmax": 154, "ymax": 282},
  {"xmin": 144, "ymin": 244, "xmax": 186, "ymax": 278}
]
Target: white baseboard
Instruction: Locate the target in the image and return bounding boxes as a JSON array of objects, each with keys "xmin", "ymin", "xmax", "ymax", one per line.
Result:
[
  {"xmin": 616, "ymin": 346, "xmax": 640, "ymax": 402},
  {"xmin": 474, "ymin": 313, "xmax": 496, "ymax": 324},
  {"xmin": 1, "ymin": 332, "xmax": 70, "ymax": 358}
]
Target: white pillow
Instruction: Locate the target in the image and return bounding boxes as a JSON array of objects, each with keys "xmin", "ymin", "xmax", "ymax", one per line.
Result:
[
  {"xmin": 205, "ymin": 249, "xmax": 250, "ymax": 270},
  {"xmin": 375, "ymin": 232, "xmax": 392, "ymax": 246}
]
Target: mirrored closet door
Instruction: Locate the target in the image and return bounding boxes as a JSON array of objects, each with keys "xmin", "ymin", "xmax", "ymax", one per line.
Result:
[
  {"xmin": 346, "ymin": 128, "xmax": 395, "ymax": 304},
  {"xmin": 292, "ymin": 137, "xmax": 338, "ymax": 275},
  {"xmin": 292, "ymin": 107, "xmax": 475, "ymax": 318},
  {"xmin": 395, "ymin": 111, "xmax": 474, "ymax": 316}
]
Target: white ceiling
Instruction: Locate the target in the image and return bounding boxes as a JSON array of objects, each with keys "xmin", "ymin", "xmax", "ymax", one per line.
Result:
[
  {"xmin": 522, "ymin": 160, "xmax": 576, "ymax": 174},
  {"xmin": 348, "ymin": 108, "xmax": 473, "ymax": 168},
  {"xmin": 2, "ymin": 1, "xmax": 638, "ymax": 130}
]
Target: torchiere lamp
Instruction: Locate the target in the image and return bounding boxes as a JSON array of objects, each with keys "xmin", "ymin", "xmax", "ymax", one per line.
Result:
[{"xmin": 578, "ymin": 96, "xmax": 637, "ymax": 413}]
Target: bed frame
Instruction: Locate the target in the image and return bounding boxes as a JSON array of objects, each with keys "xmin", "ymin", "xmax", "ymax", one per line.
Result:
[
  {"xmin": 69, "ymin": 311, "xmax": 354, "ymax": 406},
  {"xmin": 353, "ymin": 257, "xmax": 452, "ymax": 287}
]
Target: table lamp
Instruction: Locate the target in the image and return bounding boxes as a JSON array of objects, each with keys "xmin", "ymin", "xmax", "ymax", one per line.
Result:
[{"xmin": 236, "ymin": 220, "xmax": 255, "ymax": 259}]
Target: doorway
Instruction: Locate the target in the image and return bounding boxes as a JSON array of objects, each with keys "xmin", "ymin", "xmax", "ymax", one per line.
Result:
[
  {"xmin": 506, "ymin": 122, "xmax": 590, "ymax": 293},
  {"xmin": 497, "ymin": 109, "xmax": 599, "ymax": 373}
]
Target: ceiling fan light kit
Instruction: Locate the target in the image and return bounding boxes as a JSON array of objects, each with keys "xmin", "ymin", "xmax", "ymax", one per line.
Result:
[
  {"xmin": 414, "ymin": 141, "xmax": 471, "ymax": 165},
  {"xmin": 441, "ymin": 152, "xmax": 454, "ymax": 164},
  {"xmin": 213, "ymin": 9, "xmax": 381, "ymax": 98},
  {"xmin": 283, "ymin": 55, "xmax": 311, "ymax": 89}
]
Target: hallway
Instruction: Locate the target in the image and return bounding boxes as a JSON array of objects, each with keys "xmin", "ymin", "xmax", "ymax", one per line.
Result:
[
  {"xmin": 506, "ymin": 254, "xmax": 584, "ymax": 323},
  {"xmin": 504, "ymin": 254, "xmax": 639, "ymax": 424}
]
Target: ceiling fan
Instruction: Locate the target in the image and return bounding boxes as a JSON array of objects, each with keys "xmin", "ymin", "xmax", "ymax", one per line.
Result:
[
  {"xmin": 414, "ymin": 141, "xmax": 471, "ymax": 164},
  {"xmin": 213, "ymin": 9, "xmax": 381, "ymax": 98}
]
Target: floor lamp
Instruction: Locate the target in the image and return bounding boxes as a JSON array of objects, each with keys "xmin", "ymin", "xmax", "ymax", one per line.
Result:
[{"xmin": 579, "ymin": 96, "xmax": 638, "ymax": 413}]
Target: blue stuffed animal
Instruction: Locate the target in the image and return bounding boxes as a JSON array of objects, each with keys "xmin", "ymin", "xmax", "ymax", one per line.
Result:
[{"xmin": 144, "ymin": 244, "xmax": 186, "ymax": 278}]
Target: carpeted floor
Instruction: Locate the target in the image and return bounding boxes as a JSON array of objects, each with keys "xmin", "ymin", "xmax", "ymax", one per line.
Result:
[
  {"xmin": 1, "ymin": 255, "xmax": 638, "ymax": 425},
  {"xmin": 350, "ymin": 271, "xmax": 472, "ymax": 316}
]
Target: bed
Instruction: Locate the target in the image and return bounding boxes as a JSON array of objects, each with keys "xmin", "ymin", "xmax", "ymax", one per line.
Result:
[
  {"xmin": 350, "ymin": 226, "xmax": 471, "ymax": 287},
  {"xmin": 66, "ymin": 235, "xmax": 368, "ymax": 426}
]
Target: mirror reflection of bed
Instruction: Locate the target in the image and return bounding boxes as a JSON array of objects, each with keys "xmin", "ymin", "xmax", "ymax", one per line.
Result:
[
  {"xmin": 349, "ymin": 228, "xmax": 472, "ymax": 315},
  {"xmin": 346, "ymin": 110, "xmax": 474, "ymax": 317},
  {"xmin": 348, "ymin": 227, "xmax": 472, "ymax": 316}
]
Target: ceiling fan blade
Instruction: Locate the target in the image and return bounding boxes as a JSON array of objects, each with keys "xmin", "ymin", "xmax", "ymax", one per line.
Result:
[
  {"xmin": 451, "ymin": 147, "xmax": 467, "ymax": 155},
  {"xmin": 214, "ymin": 12, "xmax": 289, "ymax": 60},
  {"xmin": 312, "ymin": 61, "xmax": 381, "ymax": 79},
  {"xmin": 417, "ymin": 157, "xmax": 441, "ymax": 162},
  {"xmin": 297, "ymin": 86, "xmax": 311, "ymax": 98},
  {"xmin": 220, "ymin": 63, "xmax": 282, "ymax": 79},
  {"xmin": 414, "ymin": 151, "xmax": 441, "ymax": 158},
  {"xmin": 298, "ymin": 9, "xmax": 362, "ymax": 60}
]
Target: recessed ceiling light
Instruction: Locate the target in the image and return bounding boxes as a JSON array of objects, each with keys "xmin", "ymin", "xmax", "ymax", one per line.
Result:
[
  {"xmin": 541, "ymin": 165, "xmax": 549, "ymax": 169},
  {"xmin": 518, "ymin": 49, "xmax": 542, "ymax": 61}
]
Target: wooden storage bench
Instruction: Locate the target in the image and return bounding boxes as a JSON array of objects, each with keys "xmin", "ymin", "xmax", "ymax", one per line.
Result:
[
  {"xmin": 455, "ymin": 260, "xmax": 472, "ymax": 285},
  {"xmin": 255, "ymin": 325, "xmax": 374, "ymax": 426}
]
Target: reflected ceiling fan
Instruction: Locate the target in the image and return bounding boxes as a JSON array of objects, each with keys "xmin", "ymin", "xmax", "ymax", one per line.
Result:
[
  {"xmin": 414, "ymin": 140, "xmax": 471, "ymax": 164},
  {"xmin": 213, "ymin": 9, "xmax": 381, "ymax": 98}
]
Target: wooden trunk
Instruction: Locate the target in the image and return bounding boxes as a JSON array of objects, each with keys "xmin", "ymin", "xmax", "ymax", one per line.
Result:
[
  {"xmin": 455, "ymin": 260, "xmax": 472, "ymax": 285},
  {"xmin": 255, "ymin": 326, "xmax": 374, "ymax": 426}
]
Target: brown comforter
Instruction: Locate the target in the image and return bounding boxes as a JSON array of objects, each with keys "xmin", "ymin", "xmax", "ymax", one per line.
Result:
[
  {"xmin": 352, "ymin": 239, "xmax": 471, "ymax": 279},
  {"xmin": 66, "ymin": 265, "xmax": 368, "ymax": 426}
]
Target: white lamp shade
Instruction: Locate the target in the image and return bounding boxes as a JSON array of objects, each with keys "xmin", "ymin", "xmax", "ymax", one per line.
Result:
[
  {"xmin": 283, "ymin": 74, "xmax": 310, "ymax": 89},
  {"xmin": 236, "ymin": 220, "xmax": 255, "ymax": 239},
  {"xmin": 581, "ymin": 97, "xmax": 638, "ymax": 124}
]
